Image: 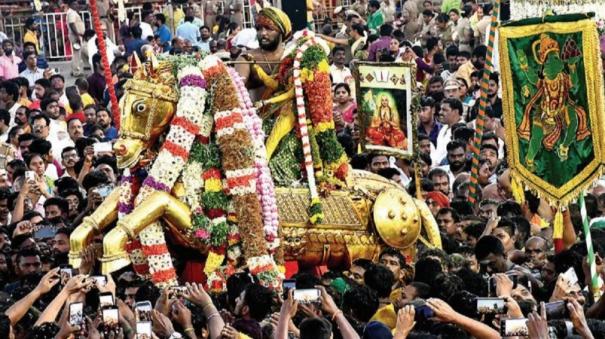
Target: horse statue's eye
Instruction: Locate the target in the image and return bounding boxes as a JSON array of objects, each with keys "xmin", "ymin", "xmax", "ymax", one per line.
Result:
[{"xmin": 135, "ymin": 103, "xmax": 146, "ymax": 113}]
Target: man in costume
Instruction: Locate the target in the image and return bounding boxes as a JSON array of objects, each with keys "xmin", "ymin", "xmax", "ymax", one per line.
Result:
[
  {"xmin": 518, "ymin": 33, "xmax": 590, "ymax": 172},
  {"xmin": 234, "ymin": 7, "xmax": 292, "ymax": 101}
]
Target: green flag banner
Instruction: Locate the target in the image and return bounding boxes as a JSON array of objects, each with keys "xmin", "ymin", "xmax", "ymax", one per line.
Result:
[{"xmin": 499, "ymin": 15, "xmax": 605, "ymax": 205}]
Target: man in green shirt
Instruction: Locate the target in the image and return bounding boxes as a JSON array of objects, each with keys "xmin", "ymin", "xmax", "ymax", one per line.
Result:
[{"xmin": 367, "ymin": 0, "xmax": 385, "ymax": 33}]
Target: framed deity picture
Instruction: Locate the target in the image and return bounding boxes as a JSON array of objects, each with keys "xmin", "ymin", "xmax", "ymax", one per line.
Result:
[{"xmin": 354, "ymin": 62, "xmax": 415, "ymax": 158}]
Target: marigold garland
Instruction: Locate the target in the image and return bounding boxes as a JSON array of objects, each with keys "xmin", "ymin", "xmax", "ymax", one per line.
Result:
[{"xmin": 202, "ymin": 55, "xmax": 282, "ymax": 290}]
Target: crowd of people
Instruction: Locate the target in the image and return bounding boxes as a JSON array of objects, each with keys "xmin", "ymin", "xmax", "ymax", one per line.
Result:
[{"xmin": 0, "ymin": 0, "xmax": 605, "ymax": 338}]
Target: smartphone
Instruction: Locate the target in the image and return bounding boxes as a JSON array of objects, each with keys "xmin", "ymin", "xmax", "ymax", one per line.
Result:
[
  {"xmin": 542, "ymin": 301, "xmax": 570, "ymax": 320},
  {"xmin": 135, "ymin": 301, "xmax": 153, "ymax": 322},
  {"xmin": 25, "ymin": 170, "xmax": 35, "ymax": 182},
  {"xmin": 33, "ymin": 224, "xmax": 56, "ymax": 240},
  {"xmin": 60, "ymin": 266, "xmax": 73, "ymax": 286},
  {"xmin": 169, "ymin": 286, "xmax": 187, "ymax": 299},
  {"xmin": 99, "ymin": 292, "xmax": 114, "ymax": 308},
  {"xmin": 136, "ymin": 321, "xmax": 152, "ymax": 339},
  {"xmin": 292, "ymin": 289, "xmax": 321, "ymax": 304},
  {"xmin": 69, "ymin": 302, "xmax": 84, "ymax": 326},
  {"xmin": 282, "ymin": 279, "xmax": 296, "ymax": 299},
  {"xmin": 414, "ymin": 304, "xmax": 435, "ymax": 322},
  {"xmin": 94, "ymin": 142, "xmax": 113, "ymax": 154},
  {"xmin": 500, "ymin": 318, "xmax": 528, "ymax": 337},
  {"xmin": 92, "ymin": 275, "xmax": 107, "ymax": 287},
  {"xmin": 102, "ymin": 307, "xmax": 119, "ymax": 331},
  {"xmin": 95, "ymin": 185, "xmax": 113, "ymax": 198},
  {"xmin": 476, "ymin": 297, "xmax": 507, "ymax": 314}
]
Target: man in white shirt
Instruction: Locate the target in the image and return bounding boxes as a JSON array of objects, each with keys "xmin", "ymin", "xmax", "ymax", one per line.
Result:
[
  {"xmin": 433, "ymin": 98, "xmax": 464, "ymax": 165},
  {"xmin": 62, "ymin": 0, "xmax": 85, "ymax": 76},
  {"xmin": 19, "ymin": 50, "xmax": 46, "ymax": 87},
  {"xmin": 39, "ymin": 99, "xmax": 73, "ymax": 159},
  {"xmin": 87, "ymin": 22, "xmax": 124, "ymax": 68},
  {"xmin": 0, "ymin": 109, "xmax": 10, "ymax": 142},
  {"xmin": 0, "ymin": 81, "xmax": 21, "ymax": 125},
  {"xmin": 139, "ymin": 11, "xmax": 155, "ymax": 41},
  {"xmin": 329, "ymin": 46, "xmax": 353, "ymax": 85}
]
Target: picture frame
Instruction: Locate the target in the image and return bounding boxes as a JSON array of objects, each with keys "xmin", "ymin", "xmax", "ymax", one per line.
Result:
[{"xmin": 353, "ymin": 61, "xmax": 417, "ymax": 158}]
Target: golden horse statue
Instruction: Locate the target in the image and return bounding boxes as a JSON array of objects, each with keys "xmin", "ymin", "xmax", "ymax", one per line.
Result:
[{"xmin": 69, "ymin": 57, "xmax": 441, "ymax": 284}]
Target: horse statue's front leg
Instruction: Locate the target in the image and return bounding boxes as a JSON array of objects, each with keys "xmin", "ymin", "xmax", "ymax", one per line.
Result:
[
  {"xmin": 100, "ymin": 191, "xmax": 193, "ymax": 274},
  {"xmin": 69, "ymin": 188, "xmax": 121, "ymax": 268}
]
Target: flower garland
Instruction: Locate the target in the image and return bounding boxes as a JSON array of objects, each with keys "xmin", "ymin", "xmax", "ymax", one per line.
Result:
[
  {"xmin": 117, "ymin": 168, "xmax": 149, "ymax": 278},
  {"xmin": 202, "ymin": 55, "xmax": 282, "ymax": 290},
  {"xmin": 291, "ymin": 30, "xmax": 349, "ymax": 224},
  {"xmin": 227, "ymin": 67, "xmax": 280, "ymax": 254},
  {"xmin": 126, "ymin": 64, "xmax": 208, "ymax": 287},
  {"xmin": 509, "ymin": 1, "xmax": 605, "ymax": 21}
]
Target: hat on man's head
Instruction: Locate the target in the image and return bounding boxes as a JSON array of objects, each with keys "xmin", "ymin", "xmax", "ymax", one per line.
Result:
[
  {"xmin": 444, "ymin": 79, "xmax": 461, "ymax": 90},
  {"xmin": 257, "ymin": 7, "xmax": 292, "ymax": 40}
]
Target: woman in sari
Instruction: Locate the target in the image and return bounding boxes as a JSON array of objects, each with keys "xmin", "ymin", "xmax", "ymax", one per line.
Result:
[{"xmin": 333, "ymin": 83, "xmax": 356, "ymax": 133}]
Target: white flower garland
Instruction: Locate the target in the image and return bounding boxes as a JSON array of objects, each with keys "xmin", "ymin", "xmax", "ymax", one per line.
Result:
[
  {"xmin": 129, "ymin": 65, "xmax": 208, "ymax": 287},
  {"xmin": 227, "ymin": 67, "xmax": 280, "ymax": 252}
]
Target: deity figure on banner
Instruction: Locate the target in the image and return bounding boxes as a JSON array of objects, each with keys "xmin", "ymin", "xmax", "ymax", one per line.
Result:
[
  {"xmin": 366, "ymin": 93, "xmax": 407, "ymax": 149},
  {"xmin": 518, "ymin": 33, "xmax": 591, "ymax": 171}
]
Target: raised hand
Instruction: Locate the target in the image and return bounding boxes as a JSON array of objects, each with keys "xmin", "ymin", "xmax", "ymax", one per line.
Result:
[{"xmin": 35, "ymin": 267, "xmax": 60, "ymax": 294}]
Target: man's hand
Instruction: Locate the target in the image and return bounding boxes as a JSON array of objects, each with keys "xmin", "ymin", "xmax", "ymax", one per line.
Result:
[
  {"xmin": 426, "ymin": 298, "xmax": 459, "ymax": 323},
  {"xmin": 568, "ymin": 299, "xmax": 593, "ymax": 339},
  {"xmin": 504, "ymin": 297, "xmax": 524, "ymax": 319},
  {"xmin": 527, "ymin": 301, "xmax": 549, "ymax": 339},
  {"xmin": 96, "ymin": 272, "xmax": 116, "ymax": 297},
  {"xmin": 63, "ymin": 274, "xmax": 89, "ymax": 294},
  {"xmin": 79, "ymin": 244, "xmax": 97, "ymax": 276},
  {"xmin": 183, "ymin": 282, "xmax": 213, "ymax": 309},
  {"xmin": 116, "ymin": 299, "xmax": 135, "ymax": 329},
  {"xmin": 152, "ymin": 310, "xmax": 175, "ymax": 338},
  {"xmin": 13, "ymin": 220, "xmax": 33, "ymax": 237},
  {"xmin": 35, "ymin": 267, "xmax": 60, "ymax": 294},
  {"xmin": 494, "ymin": 273, "xmax": 514, "ymax": 297},
  {"xmin": 280, "ymin": 289, "xmax": 299, "ymax": 319},
  {"xmin": 155, "ymin": 287, "xmax": 171, "ymax": 316},
  {"xmin": 316, "ymin": 285, "xmax": 339, "ymax": 318},
  {"xmin": 171, "ymin": 300, "xmax": 193, "ymax": 330},
  {"xmin": 394, "ymin": 305, "xmax": 416, "ymax": 339},
  {"xmin": 220, "ymin": 325, "xmax": 240, "ymax": 339}
]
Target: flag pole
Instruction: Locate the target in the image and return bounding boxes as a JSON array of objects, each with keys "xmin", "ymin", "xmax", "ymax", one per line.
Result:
[
  {"xmin": 579, "ymin": 192, "xmax": 603, "ymax": 301},
  {"xmin": 467, "ymin": 0, "xmax": 500, "ymax": 205}
]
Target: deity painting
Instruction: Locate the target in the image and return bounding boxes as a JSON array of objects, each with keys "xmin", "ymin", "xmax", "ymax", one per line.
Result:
[
  {"xmin": 355, "ymin": 63, "xmax": 414, "ymax": 157},
  {"xmin": 499, "ymin": 15, "xmax": 605, "ymax": 203}
]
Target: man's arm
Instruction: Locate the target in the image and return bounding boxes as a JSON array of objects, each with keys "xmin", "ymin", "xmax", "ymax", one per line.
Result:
[{"xmin": 234, "ymin": 54, "xmax": 251, "ymax": 85}]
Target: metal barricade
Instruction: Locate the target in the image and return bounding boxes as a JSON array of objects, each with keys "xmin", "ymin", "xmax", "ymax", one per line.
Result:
[{"xmin": 1, "ymin": 6, "xmax": 143, "ymax": 61}]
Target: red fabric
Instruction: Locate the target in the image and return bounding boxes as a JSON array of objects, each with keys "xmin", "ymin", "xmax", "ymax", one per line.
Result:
[
  {"xmin": 284, "ymin": 261, "xmax": 298, "ymax": 278},
  {"xmin": 67, "ymin": 111, "xmax": 86, "ymax": 123},
  {"xmin": 425, "ymin": 191, "xmax": 450, "ymax": 208},
  {"xmin": 554, "ymin": 238, "xmax": 564, "ymax": 254},
  {"xmin": 181, "ymin": 261, "xmax": 207, "ymax": 285}
]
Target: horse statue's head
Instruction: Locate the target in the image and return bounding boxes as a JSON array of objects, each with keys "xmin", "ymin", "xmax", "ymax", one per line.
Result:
[{"xmin": 114, "ymin": 58, "xmax": 178, "ymax": 169}]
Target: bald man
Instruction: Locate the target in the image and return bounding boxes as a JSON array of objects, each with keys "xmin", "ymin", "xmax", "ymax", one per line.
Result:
[
  {"xmin": 524, "ymin": 236, "xmax": 547, "ymax": 270},
  {"xmin": 483, "ymin": 169, "xmax": 512, "ymax": 201}
]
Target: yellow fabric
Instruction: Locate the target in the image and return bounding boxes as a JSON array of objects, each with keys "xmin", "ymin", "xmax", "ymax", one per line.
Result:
[
  {"xmin": 454, "ymin": 60, "xmax": 476, "ymax": 93},
  {"xmin": 553, "ymin": 209, "xmax": 563, "ymax": 238},
  {"xmin": 18, "ymin": 97, "xmax": 32, "ymax": 108},
  {"xmin": 370, "ymin": 304, "xmax": 397, "ymax": 329},
  {"xmin": 530, "ymin": 214, "xmax": 550, "ymax": 229},
  {"xmin": 389, "ymin": 287, "xmax": 402, "ymax": 304},
  {"xmin": 252, "ymin": 64, "xmax": 278, "ymax": 90},
  {"xmin": 511, "ymin": 175, "xmax": 525, "ymax": 204},
  {"xmin": 259, "ymin": 7, "xmax": 292, "ymax": 39},
  {"xmin": 266, "ymin": 108, "xmax": 296, "ymax": 159},
  {"xmin": 81, "ymin": 93, "xmax": 95, "ymax": 107},
  {"xmin": 23, "ymin": 30, "xmax": 39, "ymax": 52}
]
